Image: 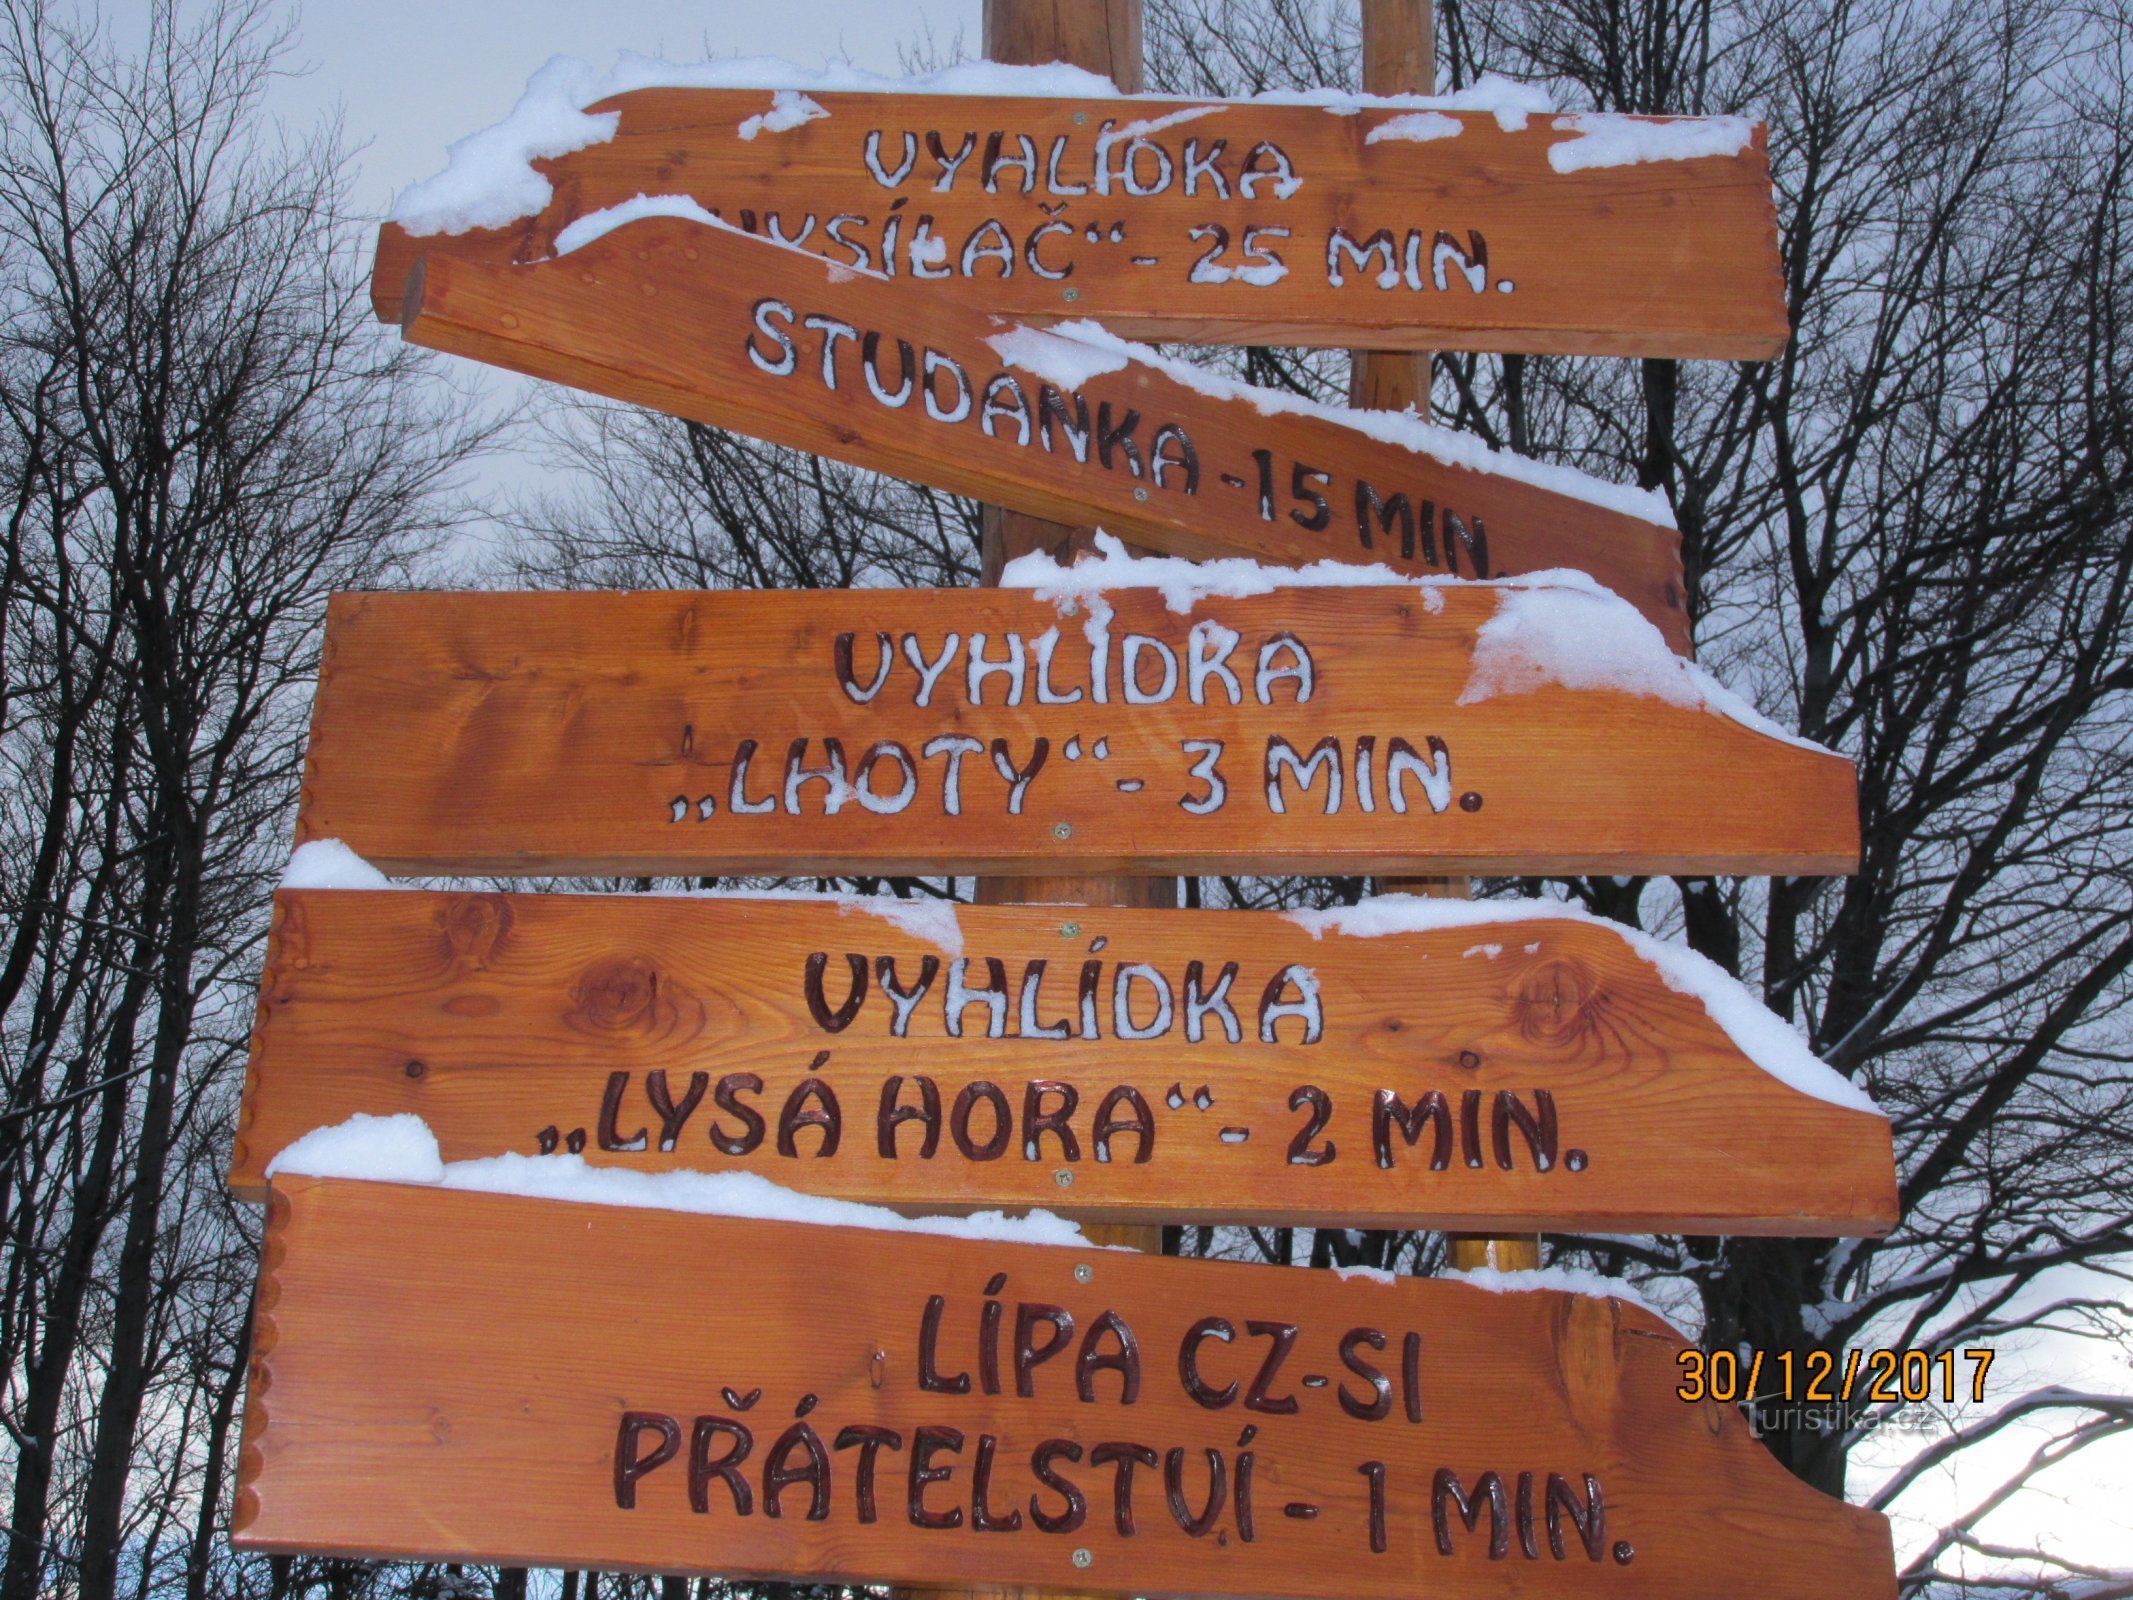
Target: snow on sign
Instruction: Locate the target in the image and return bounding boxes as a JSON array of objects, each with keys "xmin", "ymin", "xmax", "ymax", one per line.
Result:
[
  {"xmin": 392, "ymin": 214, "xmax": 1691, "ymax": 652},
  {"xmin": 229, "ymin": 888, "xmax": 1898, "ymax": 1235},
  {"xmin": 233, "ymin": 1174, "xmax": 1896, "ymax": 1598},
  {"xmin": 368, "ymin": 69, "xmax": 1791, "ymax": 359},
  {"xmin": 293, "ymin": 576, "xmax": 1859, "ymax": 878}
]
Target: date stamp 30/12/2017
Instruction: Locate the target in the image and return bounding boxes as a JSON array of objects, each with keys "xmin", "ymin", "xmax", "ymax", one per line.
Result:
[{"xmin": 1677, "ymin": 1347, "xmax": 1996, "ymax": 1408}]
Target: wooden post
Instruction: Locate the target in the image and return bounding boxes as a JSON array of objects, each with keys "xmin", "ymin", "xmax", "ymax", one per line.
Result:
[
  {"xmin": 963, "ymin": 0, "xmax": 1168, "ymax": 1251},
  {"xmin": 1354, "ymin": 0, "xmax": 1540, "ymax": 1277},
  {"xmin": 981, "ymin": 0, "xmax": 1142, "ymax": 89},
  {"xmin": 1348, "ymin": 0, "xmax": 1436, "ymax": 422},
  {"xmin": 971, "ymin": 0, "xmax": 1149, "ymax": 588},
  {"xmin": 891, "ymin": 6, "xmax": 1159, "ymax": 1597}
]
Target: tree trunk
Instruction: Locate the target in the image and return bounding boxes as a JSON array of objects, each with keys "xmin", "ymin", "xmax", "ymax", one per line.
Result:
[
  {"xmin": 185, "ymin": 1295, "xmax": 255, "ymax": 1600},
  {"xmin": 75, "ymin": 850, "xmax": 201, "ymax": 1600},
  {"xmin": 0, "ymin": 953, "xmax": 158, "ymax": 1600}
]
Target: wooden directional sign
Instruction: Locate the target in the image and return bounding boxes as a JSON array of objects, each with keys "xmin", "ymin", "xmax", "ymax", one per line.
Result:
[
  {"xmin": 395, "ymin": 216, "xmax": 1690, "ymax": 651},
  {"xmin": 235, "ymin": 1177, "xmax": 1896, "ymax": 1597},
  {"xmin": 371, "ymin": 88, "xmax": 1790, "ymax": 358},
  {"xmin": 296, "ymin": 586, "xmax": 1857, "ymax": 878},
  {"xmin": 231, "ymin": 891, "xmax": 1896, "ymax": 1235}
]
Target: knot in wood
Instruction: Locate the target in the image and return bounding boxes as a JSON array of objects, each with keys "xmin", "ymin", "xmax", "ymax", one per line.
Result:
[
  {"xmin": 1514, "ymin": 957, "xmax": 1600, "ymax": 1046},
  {"xmin": 438, "ymin": 892, "xmax": 514, "ymax": 967},
  {"xmin": 572, "ymin": 957, "xmax": 662, "ymax": 1032}
]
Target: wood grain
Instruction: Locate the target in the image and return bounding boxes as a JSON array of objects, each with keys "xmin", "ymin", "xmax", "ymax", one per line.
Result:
[
  {"xmin": 985, "ymin": 0, "xmax": 1142, "ymax": 88},
  {"xmin": 369, "ymin": 90, "xmax": 1791, "ymax": 360},
  {"xmin": 233, "ymin": 1176, "xmax": 1896, "ymax": 1597},
  {"xmin": 230, "ymin": 890, "xmax": 1897, "ymax": 1234},
  {"xmin": 396, "ymin": 218, "xmax": 1691, "ymax": 652},
  {"xmin": 1360, "ymin": 0, "xmax": 1545, "ymax": 1282},
  {"xmin": 294, "ymin": 587, "xmax": 1858, "ymax": 878},
  {"xmin": 952, "ymin": 23, "xmax": 1171, "ymax": 1572}
]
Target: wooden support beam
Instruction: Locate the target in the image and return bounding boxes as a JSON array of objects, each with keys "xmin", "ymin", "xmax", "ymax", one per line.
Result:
[
  {"xmin": 954, "ymin": 10, "xmax": 1161, "ymax": 1600},
  {"xmin": 1354, "ymin": 0, "xmax": 1545, "ymax": 1281}
]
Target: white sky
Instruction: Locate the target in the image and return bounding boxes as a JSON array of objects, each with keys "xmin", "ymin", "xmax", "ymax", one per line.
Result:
[
  {"xmin": 251, "ymin": 0, "xmax": 2126, "ymax": 1583},
  {"xmin": 277, "ymin": 0, "xmax": 982, "ymax": 219}
]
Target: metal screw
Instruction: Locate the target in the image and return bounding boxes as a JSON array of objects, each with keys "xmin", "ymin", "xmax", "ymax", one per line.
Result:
[
  {"xmin": 404, "ymin": 1059, "xmax": 427, "ymax": 1079},
  {"xmin": 1133, "ymin": 486, "xmax": 1149, "ymax": 502},
  {"xmin": 1053, "ymin": 821, "xmax": 1073, "ymax": 839},
  {"xmin": 1074, "ymin": 1263, "xmax": 1094, "ymax": 1284},
  {"xmin": 1059, "ymin": 921, "xmax": 1081, "ymax": 937},
  {"xmin": 1072, "ymin": 112, "xmax": 1088, "ymax": 125},
  {"xmin": 1072, "ymin": 1549, "xmax": 1093, "ymax": 1569},
  {"xmin": 1054, "ymin": 1169, "xmax": 1074, "ymax": 1188},
  {"xmin": 1062, "ymin": 287, "xmax": 1080, "ymax": 302}
]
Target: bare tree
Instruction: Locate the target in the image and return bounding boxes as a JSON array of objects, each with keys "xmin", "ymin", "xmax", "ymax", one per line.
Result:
[
  {"xmin": 506, "ymin": 400, "xmax": 979, "ymax": 593},
  {"xmin": 0, "ymin": 3, "xmax": 487, "ymax": 1597}
]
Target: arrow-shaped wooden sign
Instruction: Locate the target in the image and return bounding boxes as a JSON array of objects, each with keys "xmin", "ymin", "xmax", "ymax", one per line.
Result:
[
  {"xmin": 234, "ymin": 1175, "xmax": 1895, "ymax": 1597},
  {"xmin": 295, "ymin": 583, "xmax": 1856, "ymax": 878},
  {"xmin": 231, "ymin": 889, "xmax": 1895, "ymax": 1235},
  {"xmin": 371, "ymin": 83, "xmax": 1791, "ymax": 359},
  {"xmin": 393, "ymin": 215, "xmax": 1690, "ymax": 651}
]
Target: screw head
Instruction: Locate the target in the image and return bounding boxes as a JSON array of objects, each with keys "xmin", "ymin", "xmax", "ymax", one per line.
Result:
[
  {"xmin": 1072, "ymin": 1549, "xmax": 1093, "ymax": 1568},
  {"xmin": 1062, "ymin": 287, "xmax": 1079, "ymax": 303},
  {"xmin": 404, "ymin": 1059, "xmax": 427, "ymax": 1079},
  {"xmin": 1054, "ymin": 1168, "xmax": 1074, "ymax": 1188},
  {"xmin": 1059, "ymin": 921, "xmax": 1081, "ymax": 937},
  {"xmin": 1072, "ymin": 111, "xmax": 1088, "ymax": 126},
  {"xmin": 1073, "ymin": 1263, "xmax": 1094, "ymax": 1283},
  {"xmin": 1133, "ymin": 486, "xmax": 1149, "ymax": 502},
  {"xmin": 1052, "ymin": 821, "xmax": 1073, "ymax": 839}
]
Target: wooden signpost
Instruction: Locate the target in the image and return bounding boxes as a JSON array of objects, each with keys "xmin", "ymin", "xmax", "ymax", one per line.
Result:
[
  {"xmin": 295, "ymin": 586, "xmax": 1858, "ymax": 878},
  {"xmin": 232, "ymin": 1176, "xmax": 1896, "ymax": 1597},
  {"xmin": 392, "ymin": 217, "xmax": 1691, "ymax": 650},
  {"xmin": 230, "ymin": 890, "xmax": 1897, "ymax": 1234},
  {"xmin": 226, "ymin": 0, "xmax": 1907, "ymax": 1594},
  {"xmin": 370, "ymin": 89, "xmax": 1791, "ymax": 359}
]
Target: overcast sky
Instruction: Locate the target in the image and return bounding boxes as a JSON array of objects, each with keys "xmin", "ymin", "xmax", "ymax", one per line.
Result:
[{"xmin": 276, "ymin": 0, "xmax": 980, "ymax": 218}]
